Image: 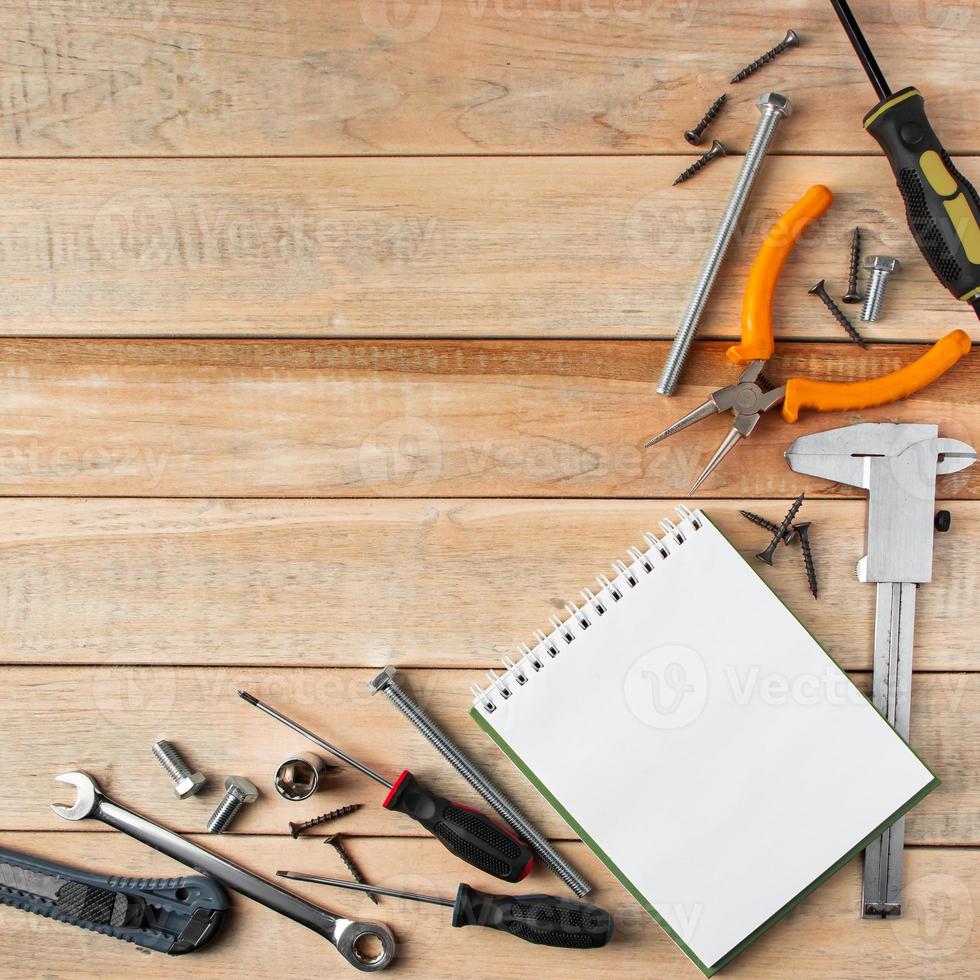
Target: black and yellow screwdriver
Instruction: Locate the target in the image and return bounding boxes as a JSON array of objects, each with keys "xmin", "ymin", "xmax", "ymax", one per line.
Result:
[{"xmin": 830, "ymin": 0, "xmax": 980, "ymax": 318}]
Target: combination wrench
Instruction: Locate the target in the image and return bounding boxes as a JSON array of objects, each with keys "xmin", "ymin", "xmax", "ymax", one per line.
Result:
[{"xmin": 52, "ymin": 772, "xmax": 396, "ymax": 971}]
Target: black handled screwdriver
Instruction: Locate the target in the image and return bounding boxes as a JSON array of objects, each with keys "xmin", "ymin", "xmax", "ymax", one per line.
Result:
[
  {"xmin": 239, "ymin": 691, "xmax": 534, "ymax": 883},
  {"xmin": 829, "ymin": 0, "xmax": 980, "ymax": 318},
  {"xmin": 277, "ymin": 871, "xmax": 614, "ymax": 949}
]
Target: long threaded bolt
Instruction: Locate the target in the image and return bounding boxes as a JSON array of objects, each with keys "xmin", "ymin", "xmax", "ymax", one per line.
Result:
[
  {"xmin": 808, "ymin": 279, "xmax": 867, "ymax": 348},
  {"xmin": 289, "ymin": 804, "xmax": 361, "ymax": 839},
  {"xmin": 731, "ymin": 30, "xmax": 801, "ymax": 83},
  {"xmin": 152, "ymin": 740, "xmax": 205, "ymax": 799},
  {"xmin": 861, "ymin": 256, "xmax": 901, "ymax": 323},
  {"xmin": 795, "ymin": 522, "xmax": 818, "ymax": 598},
  {"xmin": 658, "ymin": 92, "xmax": 792, "ymax": 396},
  {"xmin": 673, "ymin": 139, "xmax": 727, "ymax": 186},
  {"xmin": 757, "ymin": 493, "xmax": 805, "ymax": 565},
  {"xmin": 740, "ymin": 509, "xmax": 796, "ymax": 544},
  {"xmin": 684, "ymin": 94, "xmax": 727, "ymax": 145},
  {"xmin": 369, "ymin": 666, "xmax": 592, "ymax": 897},
  {"xmin": 842, "ymin": 227, "xmax": 864, "ymax": 304},
  {"xmin": 323, "ymin": 835, "xmax": 379, "ymax": 905},
  {"xmin": 207, "ymin": 776, "xmax": 258, "ymax": 834}
]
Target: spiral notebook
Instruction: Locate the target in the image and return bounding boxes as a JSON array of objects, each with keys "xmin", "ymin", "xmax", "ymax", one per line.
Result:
[{"xmin": 469, "ymin": 507, "xmax": 937, "ymax": 975}]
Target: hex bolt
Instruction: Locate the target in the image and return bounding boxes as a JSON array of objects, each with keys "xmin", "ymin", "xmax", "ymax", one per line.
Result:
[
  {"xmin": 808, "ymin": 279, "xmax": 867, "ymax": 348},
  {"xmin": 861, "ymin": 255, "xmax": 901, "ymax": 322},
  {"xmin": 731, "ymin": 30, "xmax": 801, "ymax": 83},
  {"xmin": 369, "ymin": 665, "xmax": 593, "ymax": 897},
  {"xmin": 207, "ymin": 776, "xmax": 258, "ymax": 834},
  {"xmin": 842, "ymin": 227, "xmax": 864, "ymax": 304},
  {"xmin": 684, "ymin": 93, "xmax": 727, "ymax": 145},
  {"xmin": 152, "ymin": 740, "xmax": 205, "ymax": 799},
  {"xmin": 756, "ymin": 493, "xmax": 805, "ymax": 566},
  {"xmin": 658, "ymin": 93, "xmax": 792, "ymax": 396},
  {"xmin": 673, "ymin": 140, "xmax": 727, "ymax": 186}
]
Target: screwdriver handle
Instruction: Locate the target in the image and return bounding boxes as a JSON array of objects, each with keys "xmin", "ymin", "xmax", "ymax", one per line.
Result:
[
  {"xmin": 383, "ymin": 771, "xmax": 533, "ymax": 883},
  {"xmin": 452, "ymin": 883, "xmax": 613, "ymax": 948},
  {"xmin": 864, "ymin": 87, "xmax": 980, "ymax": 308}
]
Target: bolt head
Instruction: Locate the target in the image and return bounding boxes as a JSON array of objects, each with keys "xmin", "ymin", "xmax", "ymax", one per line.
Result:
[
  {"xmin": 757, "ymin": 92, "xmax": 792, "ymax": 118},
  {"xmin": 174, "ymin": 772, "xmax": 206, "ymax": 799},
  {"xmin": 684, "ymin": 129, "xmax": 701, "ymax": 146},
  {"xmin": 707, "ymin": 139, "xmax": 726, "ymax": 158},
  {"xmin": 368, "ymin": 665, "xmax": 398, "ymax": 695},
  {"xmin": 783, "ymin": 29, "xmax": 801, "ymax": 48},
  {"xmin": 841, "ymin": 291, "xmax": 863, "ymax": 304},
  {"xmin": 792, "ymin": 521, "xmax": 811, "ymax": 533},
  {"xmin": 863, "ymin": 255, "xmax": 901, "ymax": 274},
  {"xmin": 224, "ymin": 776, "xmax": 259, "ymax": 803}
]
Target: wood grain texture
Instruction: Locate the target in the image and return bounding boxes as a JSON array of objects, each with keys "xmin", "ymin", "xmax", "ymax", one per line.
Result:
[
  {"xmin": 0, "ymin": 339, "xmax": 975, "ymax": 497},
  {"xmin": 1, "ymin": 157, "xmax": 977, "ymax": 339},
  {"xmin": 0, "ymin": 1, "xmax": 977, "ymax": 156},
  {"xmin": 0, "ymin": 499, "xmax": 976, "ymax": 670},
  {"xmin": 2, "ymin": 667, "xmax": 975, "ymax": 844},
  {"xmin": 0, "ymin": 834, "xmax": 974, "ymax": 978}
]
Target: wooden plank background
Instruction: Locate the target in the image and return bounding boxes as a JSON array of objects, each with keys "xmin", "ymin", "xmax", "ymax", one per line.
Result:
[{"xmin": 0, "ymin": 1, "xmax": 976, "ymax": 977}]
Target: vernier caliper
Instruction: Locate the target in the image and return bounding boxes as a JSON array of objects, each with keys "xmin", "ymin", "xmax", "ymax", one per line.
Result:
[{"xmin": 785, "ymin": 422, "xmax": 976, "ymax": 917}]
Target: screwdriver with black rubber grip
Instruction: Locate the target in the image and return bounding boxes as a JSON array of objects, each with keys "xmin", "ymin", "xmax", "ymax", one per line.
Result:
[
  {"xmin": 239, "ymin": 691, "xmax": 534, "ymax": 883},
  {"xmin": 277, "ymin": 872, "xmax": 614, "ymax": 949},
  {"xmin": 830, "ymin": 0, "xmax": 980, "ymax": 317}
]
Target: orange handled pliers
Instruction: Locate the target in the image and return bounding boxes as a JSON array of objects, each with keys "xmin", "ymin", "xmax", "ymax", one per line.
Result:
[{"xmin": 645, "ymin": 184, "xmax": 972, "ymax": 493}]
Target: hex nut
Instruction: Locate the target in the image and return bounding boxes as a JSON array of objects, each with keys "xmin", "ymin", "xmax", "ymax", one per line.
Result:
[
  {"xmin": 863, "ymin": 255, "xmax": 901, "ymax": 274},
  {"xmin": 757, "ymin": 92, "xmax": 792, "ymax": 118},
  {"xmin": 173, "ymin": 772, "xmax": 206, "ymax": 799}
]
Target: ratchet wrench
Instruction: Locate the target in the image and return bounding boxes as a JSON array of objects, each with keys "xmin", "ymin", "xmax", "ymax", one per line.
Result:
[{"xmin": 51, "ymin": 772, "xmax": 395, "ymax": 972}]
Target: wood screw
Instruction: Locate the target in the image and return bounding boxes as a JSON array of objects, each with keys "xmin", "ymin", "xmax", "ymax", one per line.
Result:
[
  {"xmin": 289, "ymin": 804, "xmax": 361, "ymax": 839},
  {"xmin": 673, "ymin": 139, "xmax": 727, "ymax": 186},
  {"xmin": 808, "ymin": 279, "xmax": 867, "ymax": 348},
  {"xmin": 842, "ymin": 227, "xmax": 864, "ymax": 304},
  {"xmin": 756, "ymin": 493, "xmax": 805, "ymax": 565},
  {"xmin": 731, "ymin": 29, "xmax": 800, "ymax": 83},
  {"xmin": 323, "ymin": 834, "xmax": 380, "ymax": 905},
  {"xmin": 684, "ymin": 93, "xmax": 727, "ymax": 145}
]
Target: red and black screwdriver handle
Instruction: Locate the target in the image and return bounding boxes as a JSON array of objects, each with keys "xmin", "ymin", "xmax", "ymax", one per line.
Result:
[
  {"xmin": 451, "ymin": 883, "xmax": 614, "ymax": 948},
  {"xmin": 863, "ymin": 87, "xmax": 980, "ymax": 312},
  {"xmin": 383, "ymin": 770, "xmax": 534, "ymax": 883}
]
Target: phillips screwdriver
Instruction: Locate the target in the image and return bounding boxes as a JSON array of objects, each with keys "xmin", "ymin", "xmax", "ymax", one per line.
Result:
[
  {"xmin": 277, "ymin": 871, "xmax": 614, "ymax": 949},
  {"xmin": 829, "ymin": 0, "xmax": 980, "ymax": 317},
  {"xmin": 238, "ymin": 691, "xmax": 534, "ymax": 883}
]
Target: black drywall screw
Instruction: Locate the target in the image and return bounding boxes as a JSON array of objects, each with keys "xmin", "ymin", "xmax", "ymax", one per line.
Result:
[
  {"xmin": 323, "ymin": 834, "xmax": 380, "ymax": 905},
  {"xmin": 808, "ymin": 279, "xmax": 867, "ymax": 348},
  {"xmin": 740, "ymin": 509, "xmax": 796, "ymax": 545},
  {"xmin": 757, "ymin": 493, "xmax": 804, "ymax": 565},
  {"xmin": 673, "ymin": 139, "xmax": 727, "ymax": 186},
  {"xmin": 684, "ymin": 93, "xmax": 727, "ymax": 145},
  {"xmin": 289, "ymin": 804, "xmax": 361, "ymax": 839},
  {"xmin": 731, "ymin": 29, "xmax": 801, "ymax": 83},
  {"xmin": 795, "ymin": 522, "xmax": 818, "ymax": 598},
  {"xmin": 842, "ymin": 227, "xmax": 864, "ymax": 304}
]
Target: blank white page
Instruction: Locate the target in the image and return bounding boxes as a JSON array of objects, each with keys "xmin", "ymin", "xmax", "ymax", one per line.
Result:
[{"xmin": 471, "ymin": 509, "xmax": 935, "ymax": 972}]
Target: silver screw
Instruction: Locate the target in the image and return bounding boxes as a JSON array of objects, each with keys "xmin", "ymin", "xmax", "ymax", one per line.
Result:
[
  {"xmin": 658, "ymin": 93, "xmax": 792, "ymax": 396},
  {"xmin": 861, "ymin": 255, "xmax": 901, "ymax": 322},
  {"xmin": 368, "ymin": 666, "xmax": 593, "ymax": 897},
  {"xmin": 207, "ymin": 776, "xmax": 258, "ymax": 834},
  {"xmin": 152, "ymin": 739, "xmax": 205, "ymax": 799}
]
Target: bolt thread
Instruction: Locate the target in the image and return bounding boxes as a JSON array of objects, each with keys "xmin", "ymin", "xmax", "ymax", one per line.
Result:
[
  {"xmin": 673, "ymin": 144, "xmax": 724, "ymax": 185},
  {"xmin": 685, "ymin": 93, "xmax": 726, "ymax": 144},
  {"xmin": 862, "ymin": 269, "xmax": 888, "ymax": 322},
  {"xmin": 658, "ymin": 99, "xmax": 789, "ymax": 395},
  {"xmin": 799, "ymin": 529, "xmax": 818, "ymax": 598},
  {"xmin": 152, "ymin": 740, "xmax": 191, "ymax": 782},
  {"xmin": 326, "ymin": 837, "xmax": 379, "ymax": 904},
  {"xmin": 379, "ymin": 680, "xmax": 592, "ymax": 896},
  {"xmin": 290, "ymin": 804, "xmax": 361, "ymax": 838},
  {"xmin": 813, "ymin": 286, "xmax": 866, "ymax": 347},
  {"xmin": 731, "ymin": 35, "xmax": 796, "ymax": 83},
  {"xmin": 844, "ymin": 227, "xmax": 863, "ymax": 300},
  {"xmin": 207, "ymin": 790, "xmax": 243, "ymax": 834}
]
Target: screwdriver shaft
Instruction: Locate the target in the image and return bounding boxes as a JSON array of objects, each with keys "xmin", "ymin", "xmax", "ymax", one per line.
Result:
[
  {"xmin": 238, "ymin": 691, "xmax": 392, "ymax": 789},
  {"xmin": 277, "ymin": 871, "xmax": 452, "ymax": 908}
]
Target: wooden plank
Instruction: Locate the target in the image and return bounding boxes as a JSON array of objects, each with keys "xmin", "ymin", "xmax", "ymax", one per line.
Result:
[
  {"xmin": 0, "ymin": 339, "xmax": 975, "ymax": 497},
  {"xmin": 2, "ymin": 667, "xmax": 974, "ymax": 843},
  {"xmin": 0, "ymin": 834, "xmax": 973, "ymax": 978},
  {"xmin": 0, "ymin": 157, "xmax": 977, "ymax": 340},
  {"xmin": 1, "ymin": 1, "xmax": 977, "ymax": 156},
  {"xmin": 1, "ymin": 499, "xmax": 976, "ymax": 671}
]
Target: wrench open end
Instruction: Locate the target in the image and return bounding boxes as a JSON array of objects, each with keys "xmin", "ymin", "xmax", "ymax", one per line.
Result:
[{"xmin": 51, "ymin": 771, "xmax": 98, "ymax": 821}]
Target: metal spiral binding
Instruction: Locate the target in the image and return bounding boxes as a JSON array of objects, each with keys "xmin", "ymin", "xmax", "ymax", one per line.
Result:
[{"xmin": 471, "ymin": 507, "xmax": 704, "ymax": 713}]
